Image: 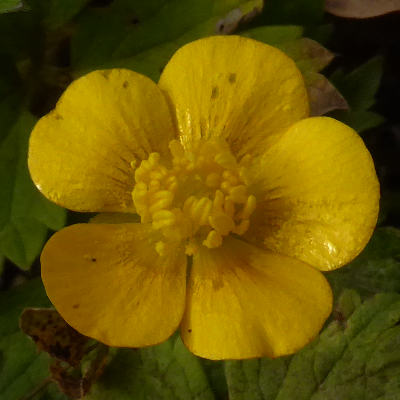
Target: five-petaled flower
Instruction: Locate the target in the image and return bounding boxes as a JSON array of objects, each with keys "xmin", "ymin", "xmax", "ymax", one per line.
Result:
[{"xmin": 28, "ymin": 36, "xmax": 379, "ymax": 360}]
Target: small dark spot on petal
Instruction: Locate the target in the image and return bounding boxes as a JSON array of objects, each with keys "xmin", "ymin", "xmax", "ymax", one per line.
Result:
[
  {"xmin": 91, "ymin": 258, "xmax": 97, "ymax": 262},
  {"xmin": 101, "ymin": 70, "xmax": 111, "ymax": 79},
  {"xmin": 211, "ymin": 86, "xmax": 219, "ymax": 99},
  {"xmin": 73, "ymin": 304, "xmax": 80, "ymax": 309},
  {"xmin": 228, "ymin": 73, "xmax": 236, "ymax": 83},
  {"xmin": 55, "ymin": 114, "xmax": 63, "ymax": 120},
  {"xmin": 188, "ymin": 329, "xmax": 192, "ymax": 333},
  {"xmin": 123, "ymin": 81, "xmax": 129, "ymax": 88}
]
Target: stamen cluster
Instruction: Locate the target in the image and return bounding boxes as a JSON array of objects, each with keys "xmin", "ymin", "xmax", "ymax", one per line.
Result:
[{"xmin": 132, "ymin": 139, "xmax": 256, "ymax": 255}]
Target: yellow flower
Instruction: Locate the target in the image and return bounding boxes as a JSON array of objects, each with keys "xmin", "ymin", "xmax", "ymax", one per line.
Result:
[{"xmin": 28, "ymin": 36, "xmax": 379, "ymax": 360}]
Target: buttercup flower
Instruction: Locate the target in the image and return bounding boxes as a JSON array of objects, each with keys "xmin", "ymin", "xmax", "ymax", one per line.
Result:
[{"xmin": 28, "ymin": 36, "xmax": 379, "ymax": 360}]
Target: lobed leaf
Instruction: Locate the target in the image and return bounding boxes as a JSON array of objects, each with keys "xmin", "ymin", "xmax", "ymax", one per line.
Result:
[
  {"xmin": 87, "ymin": 335, "xmax": 215, "ymax": 400},
  {"xmin": 327, "ymin": 227, "xmax": 400, "ymax": 299},
  {"xmin": 330, "ymin": 57, "xmax": 384, "ymax": 132},
  {"xmin": 0, "ymin": 280, "xmax": 52, "ymax": 400},
  {"xmin": 225, "ymin": 291, "xmax": 400, "ymax": 400}
]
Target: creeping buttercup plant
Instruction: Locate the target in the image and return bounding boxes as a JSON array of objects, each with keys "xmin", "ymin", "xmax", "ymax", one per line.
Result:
[{"xmin": 1, "ymin": 1, "xmax": 399, "ymax": 399}]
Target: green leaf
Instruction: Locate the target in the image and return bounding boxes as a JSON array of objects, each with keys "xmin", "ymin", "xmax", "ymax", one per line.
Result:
[
  {"xmin": 87, "ymin": 335, "xmax": 215, "ymax": 400},
  {"xmin": 225, "ymin": 291, "xmax": 400, "ymax": 400},
  {"xmin": 332, "ymin": 109, "xmax": 385, "ymax": 133},
  {"xmin": 0, "ymin": 112, "xmax": 66, "ymax": 269},
  {"xmin": 0, "ymin": 0, "xmax": 24, "ymax": 14},
  {"xmin": 71, "ymin": 0, "xmax": 263, "ymax": 81},
  {"xmin": 327, "ymin": 227, "xmax": 400, "ymax": 299},
  {"xmin": 330, "ymin": 57, "xmax": 384, "ymax": 132},
  {"xmin": 331, "ymin": 57, "xmax": 383, "ymax": 112},
  {"xmin": 241, "ymin": 25, "xmax": 304, "ymax": 46},
  {"xmin": 26, "ymin": 0, "xmax": 90, "ymax": 30},
  {"xmin": 0, "ymin": 279, "xmax": 51, "ymax": 400}
]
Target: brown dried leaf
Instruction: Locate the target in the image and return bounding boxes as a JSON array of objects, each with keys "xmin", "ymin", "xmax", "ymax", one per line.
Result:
[
  {"xmin": 326, "ymin": 0, "xmax": 400, "ymax": 18},
  {"xmin": 50, "ymin": 345, "xmax": 109, "ymax": 399},
  {"xmin": 279, "ymin": 38, "xmax": 335, "ymax": 74},
  {"xmin": 305, "ymin": 72, "xmax": 349, "ymax": 116},
  {"xmin": 20, "ymin": 308, "xmax": 89, "ymax": 366},
  {"xmin": 215, "ymin": 4, "xmax": 263, "ymax": 34}
]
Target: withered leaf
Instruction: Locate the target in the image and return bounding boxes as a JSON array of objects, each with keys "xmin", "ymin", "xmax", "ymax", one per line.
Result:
[
  {"xmin": 305, "ymin": 71, "xmax": 349, "ymax": 116},
  {"xmin": 215, "ymin": 5, "xmax": 262, "ymax": 34},
  {"xmin": 20, "ymin": 308, "xmax": 89, "ymax": 366},
  {"xmin": 279, "ymin": 38, "xmax": 335, "ymax": 74},
  {"xmin": 50, "ymin": 345, "xmax": 109, "ymax": 399},
  {"xmin": 274, "ymin": 38, "xmax": 348, "ymax": 116},
  {"xmin": 326, "ymin": 0, "xmax": 400, "ymax": 18}
]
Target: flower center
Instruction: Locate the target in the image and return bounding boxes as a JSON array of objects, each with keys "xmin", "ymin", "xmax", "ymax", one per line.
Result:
[{"xmin": 132, "ymin": 139, "xmax": 256, "ymax": 255}]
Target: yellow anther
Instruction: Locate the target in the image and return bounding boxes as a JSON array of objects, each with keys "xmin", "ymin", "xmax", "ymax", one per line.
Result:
[
  {"xmin": 152, "ymin": 210, "xmax": 176, "ymax": 229},
  {"xmin": 183, "ymin": 196, "xmax": 197, "ymax": 214},
  {"xmin": 229, "ymin": 185, "xmax": 248, "ymax": 203},
  {"xmin": 192, "ymin": 197, "xmax": 212, "ymax": 225},
  {"xmin": 221, "ymin": 180, "xmax": 231, "ymax": 192},
  {"xmin": 209, "ymin": 214, "xmax": 235, "ymax": 236},
  {"xmin": 152, "ymin": 190, "xmax": 173, "ymax": 201},
  {"xmin": 214, "ymin": 152, "xmax": 236, "ymax": 169},
  {"xmin": 241, "ymin": 195, "xmax": 257, "ymax": 219},
  {"xmin": 150, "ymin": 170, "xmax": 165, "ymax": 180},
  {"xmin": 224, "ymin": 198, "xmax": 235, "ymax": 218},
  {"xmin": 233, "ymin": 219, "xmax": 250, "ymax": 235},
  {"xmin": 152, "ymin": 209, "xmax": 175, "ymax": 221},
  {"xmin": 203, "ymin": 230, "xmax": 222, "ymax": 249},
  {"xmin": 133, "ymin": 181, "xmax": 147, "ymax": 193},
  {"xmin": 132, "ymin": 138, "xmax": 257, "ymax": 253},
  {"xmin": 134, "ymin": 168, "xmax": 148, "ymax": 183},
  {"xmin": 148, "ymin": 152, "xmax": 160, "ymax": 165},
  {"xmin": 130, "ymin": 159, "xmax": 137, "ymax": 169},
  {"xmin": 222, "ymin": 170, "xmax": 238, "ymax": 185},
  {"xmin": 149, "ymin": 179, "xmax": 160, "ymax": 191},
  {"xmin": 149, "ymin": 198, "xmax": 173, "ymax": 214},
  {"xmin": 206, "ymin": 172, "xmax": 221, "ymax": 188},
  {"xmin": 213, "ymin": 190, "xmax": 225, "ymax": 213}
]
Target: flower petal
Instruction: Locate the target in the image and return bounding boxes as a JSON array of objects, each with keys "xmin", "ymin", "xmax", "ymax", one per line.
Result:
[
  {"xmin": 41, "ymin": 223, "xmax": 186, "ymax": 347},
  {"xmin": 245, "ymin": 116, "xmax": 380, "ymax": 271},
  {"xmin": 158, "ymin": 35, "xmax": 308, "ymax": 157},
  {"xmin": 181, "ymin": 238, "xmax": 332, "ymax": 360},
  {"xmin": 29, "ymin": 69, "xmax": 176, "ymax": 212}
]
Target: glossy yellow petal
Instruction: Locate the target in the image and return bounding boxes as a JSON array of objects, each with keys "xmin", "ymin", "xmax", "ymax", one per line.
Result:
[
  {"xmin": 245, "ymin": 117, "xmax": 380, "ymax": 271},
  {"xmin": 158, "ymin": 35, "xmax": 308, "ymax": 157},
  {"xmin": 41, "ymin": 223, "xmax": 186, "ymax": 347},
  {"xmin": 181, "ymin": 238, "xmax": 332, "ymax": 360},
  {"xmin": 29, "ymin": 69, "xmax": 176, "ymax": 212}
]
